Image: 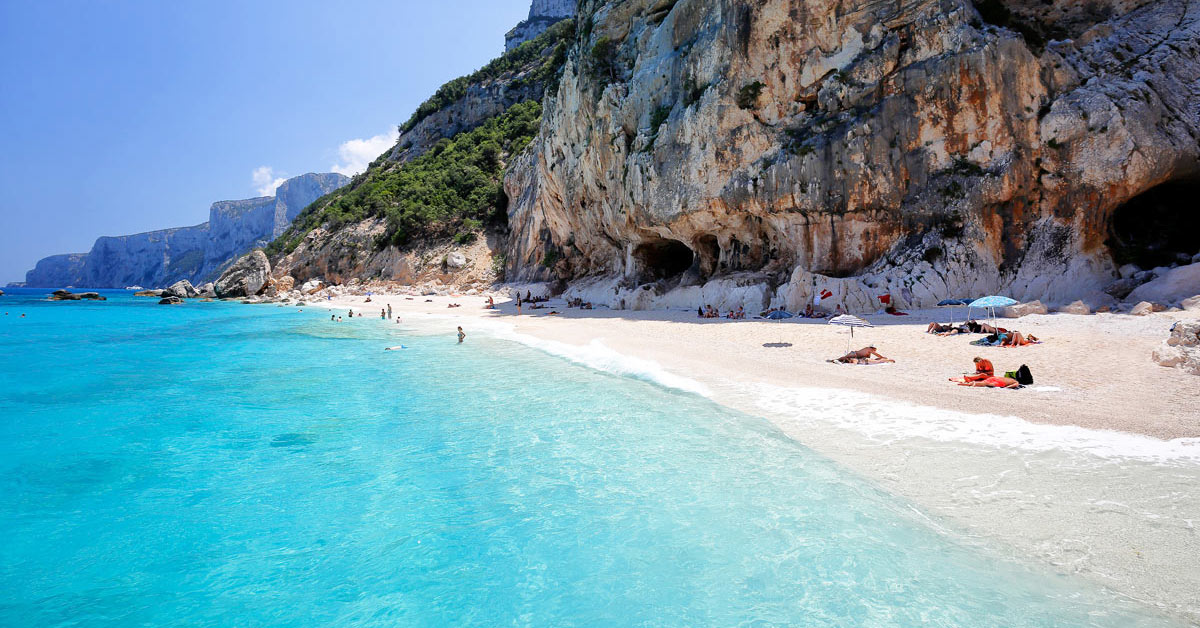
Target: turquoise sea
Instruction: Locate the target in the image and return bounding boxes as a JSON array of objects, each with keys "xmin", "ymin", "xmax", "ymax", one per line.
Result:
[{"xmin": 0, "ymin": 289, "xmax": 1174, "ymax": 626}]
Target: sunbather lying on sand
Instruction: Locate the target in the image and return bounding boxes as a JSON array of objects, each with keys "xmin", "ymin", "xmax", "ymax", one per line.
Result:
[
  {"xmin": 926, "ymin": 322, "xmax": 966, "ymax": 335},
  {"xmin": 830, "ymin": 346, "xmax": 894, "ymax": 364},
  {"xmin": 1001, "ymin": 332, "xmax": 1040, "ymax": 347},
  {"xmin": 958, "ymin": 376, "xmax": 1021, "ymax": 388}
]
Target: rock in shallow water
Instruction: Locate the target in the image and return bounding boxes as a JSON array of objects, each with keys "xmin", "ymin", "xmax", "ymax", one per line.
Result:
[
  {"xmin": 215, "ymin": 250, "xmax": 271, "ymax": 298},
  {"xmin": 49, "ymin": 290, "xmax": 105, "ymax": 301},
  {"xmin": 158, "ymin": 296, "xmax": 184, "ymax": 305},
  {"xmin": 162, "ymin": 280, "xmax": 198, "ymax": 299}
]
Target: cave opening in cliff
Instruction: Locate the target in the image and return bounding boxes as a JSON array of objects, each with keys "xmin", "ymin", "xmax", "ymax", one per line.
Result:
[
  {"xmin": 695, "ymin": 235, "xmax": 720, "ymax": 278},
  {"xmin": 1107, "ymin": 179, "xmax": 1200, "ymax": 269},
  {"xmin": 633, "ymin": 238, "xmax": 694, "ymax": 282}
]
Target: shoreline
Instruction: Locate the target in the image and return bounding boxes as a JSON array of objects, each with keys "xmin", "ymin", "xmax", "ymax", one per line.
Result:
[
  {"xmin": 320, "ymin": 290, "xmax": 1200, "ymax": 621},
  {"xmin": 325, "ymin": 290, "xmax": 1198, "ymax": 441}
]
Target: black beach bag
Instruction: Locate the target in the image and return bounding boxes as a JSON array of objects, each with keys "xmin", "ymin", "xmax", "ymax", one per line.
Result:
[{"xmin": 1014, "ymin": 364, "xmax": 1033, "ymax": 386}]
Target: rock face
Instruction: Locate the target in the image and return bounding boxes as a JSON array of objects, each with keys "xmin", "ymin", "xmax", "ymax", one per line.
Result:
[
  {"xmin": 505, "ymin": 0, "xmax": 575, "ymax": 51},
  {"xmin": 1152, "ymin": 320, "xmax": 1200, "ymax": 374},
  {"xmin": 22, "ymin": 173, "xmax": 348, "ymax": 289},
  {"xmin": 158, "ymin": 296, "xmax": 184, "ymax": 305},
  {"xmin": 215, "ymin": 250, "xmax": 271, "ymax": 298},
  {"xmin": 503, "ymin": 0, "xmax": 1200, "ymax": 313}
]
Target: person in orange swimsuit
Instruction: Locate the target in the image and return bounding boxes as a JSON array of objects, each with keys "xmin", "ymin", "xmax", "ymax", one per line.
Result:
[{"xmin": 955, "ymin": 357, "xmax": 994, "ymax": 382}]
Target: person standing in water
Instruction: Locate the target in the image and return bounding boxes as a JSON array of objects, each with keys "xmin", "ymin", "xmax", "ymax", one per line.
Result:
[
  {"xmin": 457, "ymin": 326, "xmax": 466, "ymax": 343},
  {"xmin": 380, "ymin": 308, "xmax": 386, "ymax": 319},
  {"xmin": 387, "ymin": 304, "xmax": 393, "ymax": 319}
]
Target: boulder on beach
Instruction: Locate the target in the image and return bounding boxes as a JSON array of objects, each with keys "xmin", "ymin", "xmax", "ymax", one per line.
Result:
[
  {"xmin": 163, "ymin": 279, "xmax": 198, "ymax": 299},
  {"xmin": 300, "ymin": 278, "xmax": 324, "ymax": 295},
  {"xmin": 446, "ymin": 251, "xmax": 467, "ymax": 269},
  {"xmin": 1058, "ymin": 300, "xmax": 1091, "ymax": 315},
  {"xmin": 1001, "ymin": 300, "xmax": 1047, "ymax": 318},
  {"xmin": 159, "ymin": 296, "xmax": 184, "ymax": 305},
  {"xmin": 215, "ymin": 250, "xmax": 270, "ymax": 298},
  {"xmin": 1130, "ymin": 301, "xmax": 1167, "ymax": 316},
  {"xmin": 1183, "ymin": 295, "xmax": 1200, "ymax": 312},
  {"xmin": 1126, "ymin": 263, "xmax": 1200, "ymax": 306},
  {"xmin": 197, "ymin": 282, "xmax": 216, "ymax": 298},
  {"xmin": 1152, "ymin": 320, "xmax": 1200, "ymax": 375},
  {"xmin": 276, "ymin": 276, "xmax": 296, "ymax": 293}
]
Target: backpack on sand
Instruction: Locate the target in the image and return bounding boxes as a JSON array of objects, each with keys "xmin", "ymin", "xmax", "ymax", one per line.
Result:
[{"xmin": 1014, "ymin": 364, "xmax": 1033, "ymax": 386}]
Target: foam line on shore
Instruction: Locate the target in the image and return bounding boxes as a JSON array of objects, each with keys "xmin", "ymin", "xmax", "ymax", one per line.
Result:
[
  {"xmin": 472, "ymin": 319, "xmax": 712, "ymax": 397},
  {"xmin": 749, "ymin": 383, "xmax": 1200, "ymax": 464}
]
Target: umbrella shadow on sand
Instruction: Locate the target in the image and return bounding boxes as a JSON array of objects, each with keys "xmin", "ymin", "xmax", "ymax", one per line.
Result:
[{"xmin": 762, "ymin": 342, "xmax": 793, "ymax": 348}]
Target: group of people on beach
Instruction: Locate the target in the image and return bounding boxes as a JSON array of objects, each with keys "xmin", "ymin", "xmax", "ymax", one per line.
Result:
[
  {"xmin": 699, "ymin": 304, "xmax": 746, "ymax": 319},
  {"xmin": 926, "ymin": 319, "xmax": 1041, "ymax": 347}
]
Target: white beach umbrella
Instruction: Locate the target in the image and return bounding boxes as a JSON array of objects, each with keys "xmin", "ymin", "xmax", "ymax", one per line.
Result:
[{"xmin": 828, "ymin": 314, "xmax": 873, "ymax": 351}]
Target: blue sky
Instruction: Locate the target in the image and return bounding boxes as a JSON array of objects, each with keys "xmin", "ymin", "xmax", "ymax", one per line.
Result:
[{"xmin": 0, "ymin": 0, "xmax": 530, "ymax": 283}]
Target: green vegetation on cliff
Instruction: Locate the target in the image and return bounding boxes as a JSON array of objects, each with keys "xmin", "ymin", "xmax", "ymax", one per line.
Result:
[
  {"xmin": 400, "ymin": 19, "xmax": 574, "ymax": 134},
  {"xmin": 269, "ymin": 101, "xmax": 542, "ymax": 255}
]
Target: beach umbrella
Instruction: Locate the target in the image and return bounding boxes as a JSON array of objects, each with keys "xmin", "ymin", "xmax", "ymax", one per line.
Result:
[
  {"xmin": 828, "ymin": 314, "xmax": 873, "ymax": 351},
  {"xmin": 766, "ymin": 310, "xmax": 795, "ymax": 320},
  {"xmin": 968, "ymin": 295, "xmax": 1017, "ymax": 330},
  {"xmin": 936, "ymin": 298, "xmax": 973, "ymax": 326}
]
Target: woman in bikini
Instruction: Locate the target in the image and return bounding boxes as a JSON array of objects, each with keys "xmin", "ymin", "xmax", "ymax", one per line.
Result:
[
  {"xmin": 958, "ymin": 376, "xmax": 1021, "ymax": 388},
  {"xmin": 832, "ymin": 346, "xmax": 894, "ymax": 364},
  {"xmin": 951, "ymin": 357, "xmax": 994, "ymax": 382}
]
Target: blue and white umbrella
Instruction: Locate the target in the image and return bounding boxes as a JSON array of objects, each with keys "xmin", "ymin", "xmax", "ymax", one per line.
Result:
[
  {"xmin": 969, "ymin": 296, "xmax": 1017, "ymax": 329},
  {"xmin": 828, "ymin": 314, "xmax": 873, "ymax": 350},
  {"xmin": 765, "ymin": 310, "xmax": 795, "ymax": 320}
]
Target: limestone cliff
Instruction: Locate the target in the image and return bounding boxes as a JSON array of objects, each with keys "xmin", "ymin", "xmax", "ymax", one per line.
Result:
[
  {"xmin": 506, "ymin": 0, "xmax": 577, "ymax": 51},
  {"xmin": 23, "ymin": 173, "xmax": 347, "ymax": 288},
  {"xmin": 503, "ymin": 0, "xmax": 1200, "ymax": 311}
]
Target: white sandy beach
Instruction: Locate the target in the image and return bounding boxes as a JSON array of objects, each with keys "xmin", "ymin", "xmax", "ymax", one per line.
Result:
[
  {"xmin": 316, "ymin": 290, "xmax": 1200, "ymax": 621},
  {"xmin": 331, "ymin": 291, "xmax": 1197, "ymax": 439}
]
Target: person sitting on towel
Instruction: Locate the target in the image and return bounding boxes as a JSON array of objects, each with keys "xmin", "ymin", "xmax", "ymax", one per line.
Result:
[{"xmin": 951, "ymin": 357, "xmax": 993, "ymax": 382}]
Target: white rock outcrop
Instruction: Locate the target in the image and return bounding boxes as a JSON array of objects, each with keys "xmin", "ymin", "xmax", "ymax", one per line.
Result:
[
  {"xmin": 163, "ymin": 280, "xmax": 198, "ymax": 299},
  {"xmin": 1126, "ymin": 263, "xmax": 1200, "ymax": 306},
  {"xmin": 215, "ymin": 251, "xmax": 271, "ymax": 298},
  {"xmin": 1152, "ymin": 320, "xmax": 1200, "ymax": 374}
]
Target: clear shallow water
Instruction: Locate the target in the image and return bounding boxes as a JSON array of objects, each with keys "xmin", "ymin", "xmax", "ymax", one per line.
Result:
[{"xmin": 0, "ymin": 290, "xmax": 1175, "ymax": 626}]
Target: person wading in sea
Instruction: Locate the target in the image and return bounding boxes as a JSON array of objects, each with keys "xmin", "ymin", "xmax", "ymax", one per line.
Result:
[{"xmin": 457, "ymin": 326, "xmax": 466, "ymax": 344}]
